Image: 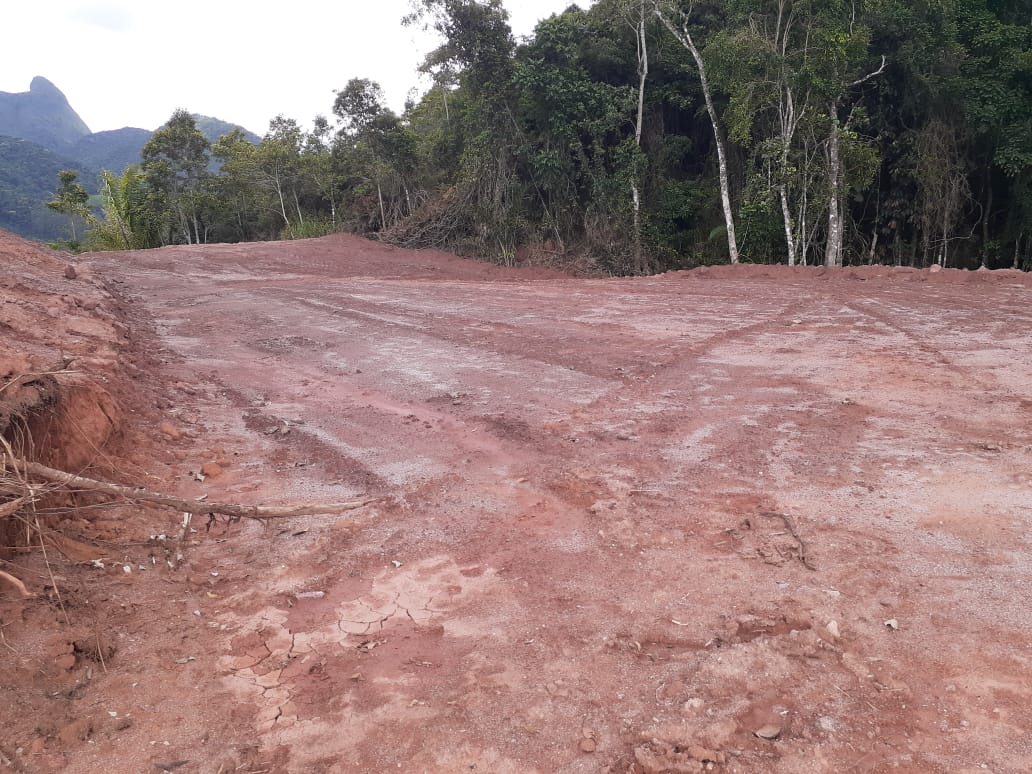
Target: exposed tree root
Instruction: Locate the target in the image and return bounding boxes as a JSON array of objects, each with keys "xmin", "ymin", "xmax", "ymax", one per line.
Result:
[
  {"xmin": 0, "ymin": 570, "xmax": 34, "ymax": 598},
  {"xmin": 2, "ymin": 457, "xmax": 378, "ymax": 522}
]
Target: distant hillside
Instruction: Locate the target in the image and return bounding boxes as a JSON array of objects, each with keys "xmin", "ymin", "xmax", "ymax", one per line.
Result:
[
  {"xmin": 71, "ymin": 127, "xmax": 152, "ymax": 173},
  {"xmin": 193, "ymin": 116, "xmax": 261, "ymax": 146},
  {"xmin": 0, "ymin": 77, "xmax": 259, "ymax": 241},
  {"xmin": 0, "ymin": 77, "xmax": 91, "ymax": 151},
  {"xmin": 0, "ymin": 135, "xmax": 99, "ymax": 241}
]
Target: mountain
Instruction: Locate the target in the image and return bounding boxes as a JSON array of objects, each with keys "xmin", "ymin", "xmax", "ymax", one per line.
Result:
[
  {"xmin": 0, "ymin": 76, "xmax": 92, "ymax": 151},
  {"xmin": 70, "ymin": 127, "xmax": 152, "ymax": 173},
  {"xmin": 194, "ymin": 116, "xmax": 261, "ymax": 146},
  {"xmin": 0, "ymin": 77, "xmax": 260, "ymax": 241}
]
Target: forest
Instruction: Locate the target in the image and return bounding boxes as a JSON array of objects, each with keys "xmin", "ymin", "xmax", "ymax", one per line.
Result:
[{"xmin": 48, "ymin": 0, "xmax": 1032, "ymax": 272}]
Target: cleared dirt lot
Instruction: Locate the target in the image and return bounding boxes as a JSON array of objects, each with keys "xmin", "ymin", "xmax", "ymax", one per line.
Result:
[{"xmin": 4, "ymin": 233, "xmax": 1032, "ymax": 773}]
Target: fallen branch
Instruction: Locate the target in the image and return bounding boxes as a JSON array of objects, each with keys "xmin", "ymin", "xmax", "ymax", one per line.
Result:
[
  {"xmin": 3, "ymin": 458, "xmax": 378, "ymax": 521},
  {"xmin": 0, "ymin": 496, "xmax": 32, "ymax": 519},
  {"xmin": 0, "ymin": 570, "xmax": 34, "ymax": 598}
]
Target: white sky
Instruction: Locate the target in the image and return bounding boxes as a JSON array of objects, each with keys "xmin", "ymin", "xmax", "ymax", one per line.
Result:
[{"xmin": 2, "ymin": 1, "xmax": 586, "ymax": 136}]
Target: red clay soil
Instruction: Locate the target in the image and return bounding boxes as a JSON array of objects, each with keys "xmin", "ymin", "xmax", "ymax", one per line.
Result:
[{"xmin": 2, "ymin": 231, "xmax": 1031, "ymax": 773}]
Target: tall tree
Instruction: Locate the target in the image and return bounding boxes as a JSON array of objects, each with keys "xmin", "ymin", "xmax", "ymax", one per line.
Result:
[
  {"xmin": 141, "ymin": 110, "xmax": 211, "ymax": 244},
  {"xmin": 257, "ymin": 116, "xmax": 308, "ymax": 234},
  {"xmin": 653, "ymin": 1, "xmax": 741, "ymax": 264},
  {"xmin": 46, "ymin": 169, "xmax": 91, "ymax": 243}
]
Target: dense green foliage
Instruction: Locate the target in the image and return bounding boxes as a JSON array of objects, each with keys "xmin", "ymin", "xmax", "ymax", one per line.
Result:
[
  {"xmin": 0, "ymin": 136, "xmax": 98, "ymax": 241},
  {"xmin": 74, "ymin": 1, "xmax": 1032, "ymax": 270}
]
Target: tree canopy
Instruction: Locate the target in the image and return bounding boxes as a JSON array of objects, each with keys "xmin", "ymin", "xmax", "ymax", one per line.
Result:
[{"xmin": 71, "ymin": 0, "xmax": 1031, "ymax": 271}]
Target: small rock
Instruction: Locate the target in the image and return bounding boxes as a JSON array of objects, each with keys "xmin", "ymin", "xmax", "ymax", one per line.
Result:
[
  {"xmin": 64, "ymin": 264, "xmax": 77, "ymax": 280},
  {"xmin": 884, "ymin": 618, "xmax": 899, "ymax": 630},
  {"xmin": 159, "ymin": 422, "xmax": 181, "ymax": 440},
  {"xmin": 686, "ymin": 745, "xmax": 724, "ymax": 763},
  {"xmin": 200, "ymin": 462, "xmax": 224, "ymax": 479},
  {"xmin": 929, "ymin": 264, "xmax": 943, "ymax": 273},
  {"xmin": 826, "ymin": 620, "xmax": 840, "ymax": 639},
  {"xmin": 579, "ymin": 738, "xmax": 597, "ymax": 753},
  {"xmin": 754, "ymin": 724, "xmax": 782, "ymax": 740}
]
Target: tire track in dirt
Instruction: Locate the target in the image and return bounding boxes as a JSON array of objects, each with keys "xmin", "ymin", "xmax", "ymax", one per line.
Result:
[{"xmin": 67, "ymin": 240, "xmax": 1032, "ymax": 774}]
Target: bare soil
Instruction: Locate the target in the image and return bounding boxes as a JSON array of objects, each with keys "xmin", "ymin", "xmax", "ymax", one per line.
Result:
[{"xmin": 2, "ymin": 231, "xmax": 1031, "ymax": 773}]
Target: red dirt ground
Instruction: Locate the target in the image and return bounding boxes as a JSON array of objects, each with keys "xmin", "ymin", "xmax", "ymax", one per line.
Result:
[{"xmin": 2, "ymin": 231, "xmax": 1032, "ymax": 773}]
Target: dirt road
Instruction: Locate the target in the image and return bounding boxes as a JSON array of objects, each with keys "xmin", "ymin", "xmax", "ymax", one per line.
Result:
[{"xmin": 8, "ymin": 234, "xmax": 1032, "ymax": 772}]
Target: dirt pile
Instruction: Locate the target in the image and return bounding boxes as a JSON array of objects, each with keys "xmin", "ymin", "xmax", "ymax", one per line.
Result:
[{"xmin": 0, "ymin": 230, "xmax": 125, "ymax": 468}]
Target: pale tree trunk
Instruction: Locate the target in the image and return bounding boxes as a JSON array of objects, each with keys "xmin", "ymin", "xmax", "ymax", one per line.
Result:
[
  {"xmin": 779, "ymin": 184, "xmax": 796, "ymax": 264},
  {"xmin": 771, "ymin": 0, "xmax": 804, "ymax": 266},
  {"xmin": 825, "ymin": 57, "xmax": 887, "ymax": 268},
  {"xmin": 631, "ymin": 0, "xmax": 649, "ymax": 273},
  {"xmin": 273, "ymin": 176, "xmax": 290, "ymax": 228},
  {"xmin": 376, "ymin": 177, "xmax": 386, "ymax": 229},
  {"xmin": 824, "ymin": 101, "xmax": 843, "ymax": 267},
  {"xmin": 176, "ymin": 203, "xmax": 192, "ymax": 245},
  {"xmin": 654, "ymin": 3, "xmax": 739, "ymax": 264},
  {"xmin": 293, "ymin": 188, "xmax": 305, "ymax": 228},
  {"xmin": 777, "ymin": 86, "xmax": 800, "ymax": 265}
]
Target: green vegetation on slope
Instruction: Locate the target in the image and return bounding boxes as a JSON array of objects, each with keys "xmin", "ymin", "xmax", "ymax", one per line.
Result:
[
  {"xmin": 11, "ymin": 1, "xmax": 1032, "ymax": 270},
  {"xmin": 0, "ymin": 136, "xmax": 98, "ymax": 241}
]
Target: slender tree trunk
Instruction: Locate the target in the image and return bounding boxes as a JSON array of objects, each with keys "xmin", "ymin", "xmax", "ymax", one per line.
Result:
[
  {"xmin": 779, "ymin": 184, "xmax": 796, "ymax": 265},
  {"xmin": 376, "ymin": 177, "xmax": 386, "ymax": 229},
  {"xmin": 274, "ymin": 177, "xmax": 290, "ymax": 228},
  {"xmin": 631, "ymin": 0, "xmax": 649, "ymax": 273},
  {"xmin": 800, "ymin": 192, "xmax": 809, "ymax": 265},
  {"xmin": 824, "ymin": 102, "xmax": 843, "ymax": 267},
  {"xmin": 824, "ymin": 57, "xmax": 886, "ymax": 268},
  {"xmin": 866, "ymin": 190, "xmax": 881, "ymax": 265},
  {"xmin": 654, "ymin": 5, "xmax": 739, "ymax": 264},
  {"xmin": 293, "ymin": 188, "xmax": 305, "ymax": 228},
  {"xmin": 176, "ymin": 203, "xmax": 192, "ymax": 245}
]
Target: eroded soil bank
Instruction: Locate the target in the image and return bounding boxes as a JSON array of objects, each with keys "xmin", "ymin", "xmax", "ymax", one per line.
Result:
[{"xmin": 2, "ymin": 232, "xmax": 1031, "ymax": 773}]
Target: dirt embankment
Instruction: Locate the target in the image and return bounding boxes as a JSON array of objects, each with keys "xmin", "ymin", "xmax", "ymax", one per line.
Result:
[
  {"xmin": 2, "ymin": 230, "xmax": 1032, "ymax": 774},
  {"xmin": 0, "ymin": 231, "xmax": 125, "ymax": 468}
]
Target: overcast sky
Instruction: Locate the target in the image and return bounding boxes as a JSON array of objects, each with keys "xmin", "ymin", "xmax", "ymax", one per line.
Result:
[{"xmin": 2, "ymin": 1, "xmax": 587, "ymax": 136}]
